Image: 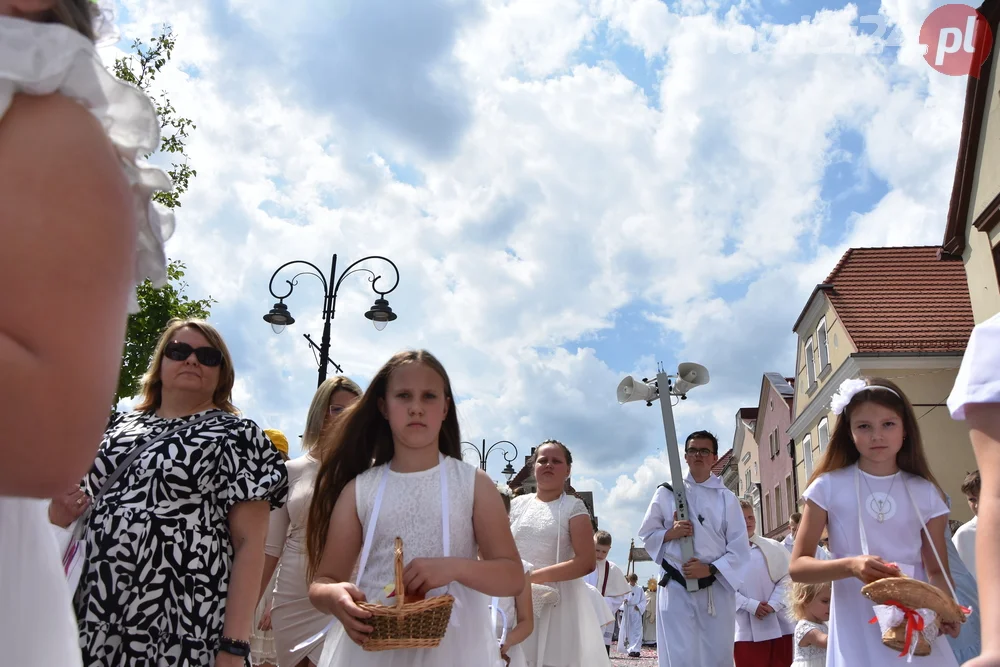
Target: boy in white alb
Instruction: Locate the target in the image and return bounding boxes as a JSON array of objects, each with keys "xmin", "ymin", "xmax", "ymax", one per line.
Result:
[
  {"xmin": 584, "ymin": 530, "xmax": 631, "ymax": 655},
  {"xmin": 618, "ymin": 573, "xmax": 647, "ymax": 657},
  {"xmin": 952, "ymin": 470, "xmax": 979, "ymax": 579},
  {"xmin": 638, "ymin": 431, "xmax": 750, "ymax": 667}
]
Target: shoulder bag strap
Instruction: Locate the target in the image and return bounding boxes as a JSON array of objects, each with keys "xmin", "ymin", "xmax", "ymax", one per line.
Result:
[{"xmin": 73, "ymin": 410, "xmax": 227, "ymax": 541}]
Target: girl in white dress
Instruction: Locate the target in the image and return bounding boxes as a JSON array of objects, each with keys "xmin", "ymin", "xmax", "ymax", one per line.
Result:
[
  {"xmin": 0, "ymin": 2, "xmax": 173, "ymax": 665},
  {"xmin": 788, "ymin": 582, "xmax": 830, "ymax": 667},
  {"xmin": 509, "ymin": 440, "xmax": 612, "ymax": 667},
  {"xmin": 494, "ymin": 486, "xmax": 535, "ymax": 667},
  {"xmin": 261, "ymin": 377, "xmax": 361, "ymax": 667},
  {"xmin": 306, "ymin": 350, "xmax": 524, "ymax": 667},
  {"xmin": 789, "ymin": 377, "xmax": 963, "ymax": 666}
]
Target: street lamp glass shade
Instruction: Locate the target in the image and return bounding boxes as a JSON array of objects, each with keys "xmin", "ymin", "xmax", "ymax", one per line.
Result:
[
  {"xmin": 263, "ymin": 302, "xmax": 295, "ymax": 334},
  {"xmin": 365, "ymin": 298, "xmax": 397, "ymax": 331},
  {"xmin": 502, "ymin": 462, "xmax": 516, "ymax": 481}
]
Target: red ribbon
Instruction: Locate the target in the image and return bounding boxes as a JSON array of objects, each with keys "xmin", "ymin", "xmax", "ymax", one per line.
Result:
[{"xmin": 868, "ymin": 599, "xmax": 925, "ymax": 657}]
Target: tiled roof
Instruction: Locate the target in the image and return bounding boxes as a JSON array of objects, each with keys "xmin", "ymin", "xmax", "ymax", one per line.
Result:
[
  {"xmin": 814, "ymin": 247, "xmax": 974, "ymax": 353},
  {"xmin": 711, "ymin": 449, "xmax": 733, "ymax": 476}
]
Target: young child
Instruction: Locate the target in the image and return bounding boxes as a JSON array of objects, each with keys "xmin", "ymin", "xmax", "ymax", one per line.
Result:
[
  {"xmin": 509, "ymin": 440, "xmax": 611, "ymax": 667},
  {"xmin": 618, "ymin": 573, "xmax": 647, "ymax": 658},
  {"xmin": 952, "ymin": 470, "xmax": 980, "ymax": 578},
  {"xmin": 583, "ymin": 530, "xmax": 631, "ymax": 654},
  {"xmin": 789, "ymin": 377, "xmax": 963, "ymax": 666},
  {"xmin": 788, "ymin": 582, "xmax": 830, "ymax": 667},
  {"xmin": 305, "ymin": 350, "xmax": 524, "ymax": 666},
  {"xmin": 1, "ymin": 3, "xmax": 173, "ymax": 666}
]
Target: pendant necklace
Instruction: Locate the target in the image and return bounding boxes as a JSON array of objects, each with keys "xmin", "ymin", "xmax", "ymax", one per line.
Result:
[{"xmin": 861, "ymin": 470, "xmax": 898, "ymax": 523}]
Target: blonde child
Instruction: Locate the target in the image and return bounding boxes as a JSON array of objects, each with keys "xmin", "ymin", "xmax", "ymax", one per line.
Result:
[
  {"xmin": 789, "ymin": 377, "xmax": 962, "ymax": 666},
  {"xmin": 1, "ymin": 2, "xmax": 173, "ymax": 665},
  {"xmin": 788, "ymin": 582, "xmax": 830, "ymax": 667},
  {"xmin": 305, "ymin": 350, "xmax": 524, "ymax": 666}
]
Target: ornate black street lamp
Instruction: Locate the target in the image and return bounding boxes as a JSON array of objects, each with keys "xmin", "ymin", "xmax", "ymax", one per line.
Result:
[
  {"xmin": 462, "ymin": 439, "xmax": 519, "ymax": 481},
  {"xmin": 263, "ymin": 253, "xmax": 400, "ymax": 386}
]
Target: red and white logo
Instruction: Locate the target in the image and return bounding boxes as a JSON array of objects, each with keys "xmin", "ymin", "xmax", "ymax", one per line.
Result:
[{"xmin": 919, "ymin": 4, "xmax": 993, "ymax": 77}]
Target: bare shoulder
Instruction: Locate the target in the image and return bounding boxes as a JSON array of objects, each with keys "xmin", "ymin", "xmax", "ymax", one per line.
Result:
[{"xmin": 0, "ymin": 93, "xmax": 131, "ymax": 216}]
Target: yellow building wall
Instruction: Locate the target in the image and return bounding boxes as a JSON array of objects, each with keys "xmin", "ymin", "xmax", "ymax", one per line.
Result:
[
  {"xmin": 794, "ymin": 367, "xmax": 976, "ymax": 523},
  {"xmin": 962, "ymin": 49, "xmax": 1000, "ymax": 323}
]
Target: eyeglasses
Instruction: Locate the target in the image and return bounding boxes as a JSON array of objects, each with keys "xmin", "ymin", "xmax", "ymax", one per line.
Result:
[
  {"xmin": 685, "ymin": 448, "xmax": 714, "ymax": 458},
  {"xmin": 163, "ymin": 342, "xmax": 223, "ymax": 367}
]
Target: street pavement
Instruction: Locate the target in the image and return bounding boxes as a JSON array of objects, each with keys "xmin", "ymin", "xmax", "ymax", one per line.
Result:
[{"xmin": 610, "ymin": 646, "xmax": 658, "ymax": 666}]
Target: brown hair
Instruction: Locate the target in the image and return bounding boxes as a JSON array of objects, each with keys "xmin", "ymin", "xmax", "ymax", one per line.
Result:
[
  {"xmin": 739, "ymin": 498, "xmax": 754, "ymax": 511},
  {"xmin": 787, "ymin": 581, "xmax": 830, "ymax": 621},
  {"xmin": 44, "ymin": 0, "xmax": 96, "ymax": 40},
  {"xmin": 962, "ymin": 470, "xmax": 981, "ymax": 496},
  {"xmin": 134, "ymin": 319, "xmax": 238, "ymax": 415},
  {"xmin": 594, "ymin": 530, "xmax": 612, "ymax": 546},
  {"xmin": 306, "ymin": 350, "xmax": 461, "ymax": 578},
  {"xmin": 302, "ymin": 376, "xmax": 363, "ymax": 453},
  {"xmin": 790, "ymin": 512, "xmax": 802, "ymax": 524},
  {"xmin": 627, "ymin": 573, "xmax": 639, "ymax": 585},
  {"xmin": 807, "ymin": 377, "xmax": 943, "ymax": 496},
  {"xmin": 529, "ymin": 439, "xmax": 573, "ymax": 467}
]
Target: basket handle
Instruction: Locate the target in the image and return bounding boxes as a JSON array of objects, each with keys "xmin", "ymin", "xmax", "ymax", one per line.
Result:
[{"xmin": 394, "ymin": 536, "xmax": 405, "ymax": 611}]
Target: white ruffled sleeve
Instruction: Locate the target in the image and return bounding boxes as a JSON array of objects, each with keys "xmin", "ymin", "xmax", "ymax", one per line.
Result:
[
  {"xmin": 0, "ymin": 17, "xmax": 174, "ymax": 312},
  {"xmin": 948, "ymin": 313, "xmax": 1000, "ymax": 419}
]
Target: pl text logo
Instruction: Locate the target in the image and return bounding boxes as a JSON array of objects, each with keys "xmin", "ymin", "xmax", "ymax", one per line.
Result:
[{"xmin": 920, "ymin": 4, "xmax": 993, "ymax": 77}]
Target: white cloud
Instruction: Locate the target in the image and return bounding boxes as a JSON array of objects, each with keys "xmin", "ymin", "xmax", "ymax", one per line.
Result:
[{"xmin": 111, "ymin": 0, "xmax": 966, "ymax": 569}]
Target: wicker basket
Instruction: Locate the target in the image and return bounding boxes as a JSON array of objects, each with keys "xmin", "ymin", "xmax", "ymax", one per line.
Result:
[
  {"xmin": 357, "ymin": 537, "xmax": 454, "ymax": 651},
  {"xmin": 861, "ymin": 576, "xmax": 965, "ymax": 625},
  {"xmin": 862, "ymin": 575, "xmax": 966, "ymax": 656}
]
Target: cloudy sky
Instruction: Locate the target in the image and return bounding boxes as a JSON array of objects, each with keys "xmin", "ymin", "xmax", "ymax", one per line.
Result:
[{"xmin": 108, "ymin": 0, "xmax": 969, "ymax": 575}]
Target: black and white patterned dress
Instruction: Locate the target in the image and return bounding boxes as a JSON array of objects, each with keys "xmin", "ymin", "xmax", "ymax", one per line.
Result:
[{"xmin": 75, "ymin": 409, "xmax": 288, "ymax": 666}]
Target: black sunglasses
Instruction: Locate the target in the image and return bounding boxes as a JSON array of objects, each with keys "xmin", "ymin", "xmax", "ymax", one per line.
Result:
[{"xmin": 163, "ymin": 342, "xmax": 223, "ymax": 367}]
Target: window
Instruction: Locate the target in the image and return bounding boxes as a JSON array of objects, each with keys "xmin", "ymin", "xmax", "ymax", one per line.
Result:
[
  {"xmin": 768, "ymin": 430, "xmax": 775, "ymax": 458},
  {"xmin": 764, "ymin": 492, "xmax": 772, "ymax": 532},
  {"xmin": 805, "ymin": 337, "xmax": 816, "ymax": 386},
  {"xmin": 774, "ymin": 484, "xmax": 782, "ymax": 530},
  {"xmin": 818, "ymin": 418, "xmax": 830, "ymax": 454},
  {"xmin": 803, "ymin": 434, "xmax": 814, "ymax": 476},
  {"xmin": 817, "ymin": 318, "xmax": 830, "ymax": 369},
  {"xmin": 745, "ymin": 469, "xmax": 751, "ymax": 495},
  {"xmin": 773, "ymin": 428, "xmax": 780, "ymax": 457},
  {"xmin": 785, "ymin": 475, "xmax": 794, "ymax": 517}
]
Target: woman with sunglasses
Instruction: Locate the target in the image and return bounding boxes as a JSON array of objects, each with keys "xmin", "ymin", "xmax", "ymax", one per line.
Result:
[
  {"xmin": 260, "ymin": 376, "xmax": 361, "ymax": 667},
  {"xmin": 49, "ymin": 318, "xmax": 288, "ymax": 667}
]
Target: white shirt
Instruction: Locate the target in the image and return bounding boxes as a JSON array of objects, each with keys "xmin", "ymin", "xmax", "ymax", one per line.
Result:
[
  {"xmin": 734, "ymin": 543, "xmax": 792, "ymax": 642},
  {"xmin": 952, "ymin": 515, "xmax": 977, "ymax": 580}
]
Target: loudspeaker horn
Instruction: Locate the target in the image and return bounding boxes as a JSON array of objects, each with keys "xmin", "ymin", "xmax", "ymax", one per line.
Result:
[
  {"xmin": 672, "ymin": 362, "xmax": 710, "ymax": 395},
  {"xmin": 617, "ymin": 376, "xmax": 659, "ymax": 405}
]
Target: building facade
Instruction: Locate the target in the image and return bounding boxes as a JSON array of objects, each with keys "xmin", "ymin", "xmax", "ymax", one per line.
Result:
[
  {"xmin": 732, "ymin": 407, "xmax": 761, "ymax": 529},
  {"xmin": 789, "ymin": 247, "xmax": 979, "ymax": 522},
  {"xmin": 754, "ymin": 373, "xmax": 796, "ymax": 540}
]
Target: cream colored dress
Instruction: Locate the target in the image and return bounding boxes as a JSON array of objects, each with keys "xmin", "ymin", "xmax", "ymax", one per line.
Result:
[{"xmin": 266, "ymin": 454, "xmax": 331, "ymax": 666}]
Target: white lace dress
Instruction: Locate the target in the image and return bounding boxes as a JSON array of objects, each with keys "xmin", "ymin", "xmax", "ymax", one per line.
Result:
[
  {"xmin": 316, "ymin": 456, "xmax": 497, "ymax": 667},
  {"xmin": 792, "ymin": 620, "xmax": 827, "ymax": 667},
  {"xmin": 0, "ymin": 16, "xmax": 172, "ymax": 667},
  {"xmin": 509, "ymin": 494, "xmax": 611, "ymax": 667}
]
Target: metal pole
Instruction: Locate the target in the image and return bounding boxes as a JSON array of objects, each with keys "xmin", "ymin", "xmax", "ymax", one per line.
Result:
[
  {"xmin": 316, "ymin": 254, "xmax": 337, "ymax": 387},
  {"xmin": 655, "ymin": 368, "xmax": 698, "ymax": 592}
]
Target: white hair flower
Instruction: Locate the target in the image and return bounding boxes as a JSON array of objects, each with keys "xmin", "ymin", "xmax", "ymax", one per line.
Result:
[
  {"xmin": 496, "ymin": 482, "xmax": 512, "ymax": 497},
  {"xmin": 830, "ymin": 378, "xmax": 870, "ymax": 416},
  {"xmin": 829, "ymin": 378, "xmax": 902, "ymax": 415}
]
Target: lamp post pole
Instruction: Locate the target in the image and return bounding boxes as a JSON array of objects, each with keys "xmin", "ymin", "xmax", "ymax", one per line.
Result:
[
  {"xmin": 263, "ymin": 253, "xmax": 401, "ymax": 387},
  {"xmin": 461, "ymin": 439, "xmax": 519, "ymax": 481}
]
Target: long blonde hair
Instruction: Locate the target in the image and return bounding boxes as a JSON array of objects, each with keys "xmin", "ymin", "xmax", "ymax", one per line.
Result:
[
  {"xmin": 133, "ymin": 318, "xmax": 238, "ymax": 415},
  {"xmin": 787, "ymin": 581, "xmax": 830, "ymax": 621},
  {"xmin": 301, "ymin": 376, "xmax": 362, "ymax": 452}
]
